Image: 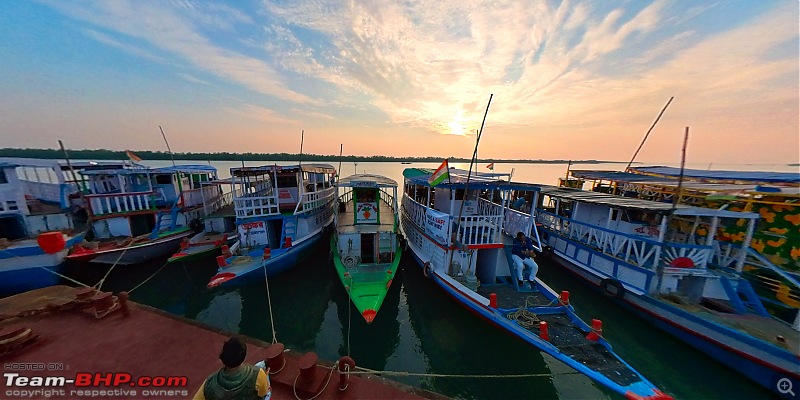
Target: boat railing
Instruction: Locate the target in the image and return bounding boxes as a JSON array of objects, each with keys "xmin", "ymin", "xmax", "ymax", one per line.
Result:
[
  {"xmin": 85, "ymin": 191, "xmax": 157, "ymax": 217},
  {"xmin": 296, "ymin": 186, "xmax": 336, "ymax": 215},
  {"xmin": 24, "ymin": 181, "xmax": 70, "ymax": 209},
  {"xmin": 338, "ymin": 189, "xmax": 353, "ymax": 205},
  {"xmin": 477, "ymin": 198, "xmax": 504, "ymax": 216},
  {"xmin": 403, "ymin": 194, "xmax": 502, "ymax": 247},
  {"xmin": 234, "ymin": 194, "xmax": 280, "ymax": 219},
  {"xmin": 503, "ymin": 207, "xmax": 533, "ymax": 237},
  {"xmin": 402, "ymin": 195, "xmax": 427, "ymax": 229},
  {"xmin": 661, "ymin": 242, "xmax": 713, "ymax": 269},
  {"xmin": 203, "ymin": 190, "xmax": 235, "ymax": 216},
  {"xmin": 537, "ymin": 210, "xmax": 663, "ymax": 269},
  {"xmin": 379, "ymin": 188, "xmax": 395, "ymax": 212},
  {"xmin": 454, "ymin": 214, "xmax": 502, "ymax": 245},
  {"xmin": 182, "ymin": 186, "xmax": 220, "ymax": 209},
  {"xmin": 715, "ymin": 241, "xmax": 800, "ymax": 289}
]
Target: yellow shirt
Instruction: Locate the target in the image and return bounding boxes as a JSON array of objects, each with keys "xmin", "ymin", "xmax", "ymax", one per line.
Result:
[{"xmin": 192, "ymin": 367, "xmax": 269, "ymax": 400}]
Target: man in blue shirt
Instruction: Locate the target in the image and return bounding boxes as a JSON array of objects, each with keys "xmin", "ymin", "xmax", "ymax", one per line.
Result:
[{"xmin": 511, "ymin": 231, "xmax": 539, "ymax": 286}]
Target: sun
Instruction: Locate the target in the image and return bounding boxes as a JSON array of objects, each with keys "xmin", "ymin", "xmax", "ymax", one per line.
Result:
[{"xmin": 447, "ymin": 117, "xmax": 467, "ymax": 136}]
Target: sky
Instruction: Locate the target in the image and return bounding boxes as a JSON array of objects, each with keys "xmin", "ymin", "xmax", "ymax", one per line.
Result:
[{"xmin": 0, "ymin": 0, "xmax": 797, "ymax": 164}]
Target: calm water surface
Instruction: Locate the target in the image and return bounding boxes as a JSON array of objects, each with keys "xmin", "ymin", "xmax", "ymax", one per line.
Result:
[{"xmin": 71, "ymin": 161, "xmax": 793, "ymax": 400}]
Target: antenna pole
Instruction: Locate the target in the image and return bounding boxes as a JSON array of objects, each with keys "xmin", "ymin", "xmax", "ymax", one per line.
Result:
[
  {"xmin": 673, "ymin": 127, "xmax": 689, "ymax": 208},
  {"xmin": 159, "ymin": 126, "xmax": 177, "ymax": 167},
  {"xmin": 625, "ymin": 97, "xmax": 674, "ymax": 171}
]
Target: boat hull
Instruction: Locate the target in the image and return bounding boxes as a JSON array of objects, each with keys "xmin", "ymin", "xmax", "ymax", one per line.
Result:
[
  {"xmin": 543, "ymin": 238, "xmax": 800, "ymax": 395},
  {"xmin": 167, "ymin": 232, "xmax": 236, "ymax": 264},
  {"xmin": 70, "ymin": 230, "xmax": 194, "ymax": 265},
  {"xmin": 331, "ymin": 235, "xmax": 402, "ymax": 323},
  {"xmin": 208, "ymin": 233, "xmax": 322, "ymax": 288},
  {"xmin": 0, "ymin": 232, "xmax": 85, "ymax": 296}
]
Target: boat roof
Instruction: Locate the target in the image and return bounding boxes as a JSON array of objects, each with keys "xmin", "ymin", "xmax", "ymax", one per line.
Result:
[
  {"xmin": 538, "ymin": 186, "xmax": 759, "ymax": 219},
  {"xmin": 570, "ymin": 170, "xmax": 800, "ymax": 196},
  {"xmin": 230, "ymin": 163, "xmax": 335, "ymax": 176},
  {"xmin": 0, "ymin": 157, "xmax": 127, "ymax": 170},
  {"xmin": 80, "ymin": 164, "xmax": 217, "ymax": 176},
  {"xmin": 337, "ymin": 173, "xmax": 397, "ymax": 188},
  {"xmin": 630, "ymin": 166, "xmax": 800, "ymax": 184},
  {"xmin": 403, "ymin": 167, "xmax": 541, "ymax": 191}
]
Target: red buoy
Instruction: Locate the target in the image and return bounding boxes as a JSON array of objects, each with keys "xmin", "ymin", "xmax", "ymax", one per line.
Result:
[
  {"xmin": 221, "ymin": 244, "xmax": 231, "ymax": 257},
  {"xmin": 263, "ymin": 247, "xmax": 271, "ymax": 259},
  {"xmin": 216, "ymin": 255, "xmax": 228, "ymax": 268},
  {"xmin": 284, "ymin": 237, "xmax": 292, "ymax": 248},
  {"xmin": 489, "ymin": 293, "xmax": 497, "ymax": 309},
  {"xmin": 37, "ymin": 231, "xmax": 66, "ymax": 254}
]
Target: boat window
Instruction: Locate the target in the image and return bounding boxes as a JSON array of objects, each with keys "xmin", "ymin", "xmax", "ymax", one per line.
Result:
[
  {"xmin": 155, "ymin": 174, "xmax": 172, "ymax": 185},
  {"xmin": 0, "ymin": 169, "xmax": 7, "ymax": 184},
  {"xmin": 276, "ymin": 174, "xmax": 298, "ymax": 188}
]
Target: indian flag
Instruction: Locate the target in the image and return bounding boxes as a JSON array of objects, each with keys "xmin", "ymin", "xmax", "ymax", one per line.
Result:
[
  {"xmin": 428, "ymin": 159, "xmax": 450, "ymax": 186},
  {"xmin": 486, "ymin": 162, "xmax": 494, "ymax": 170},
  {"xmin": 125, "ymin": 150, "xmax": 142, "ymax": 162}
]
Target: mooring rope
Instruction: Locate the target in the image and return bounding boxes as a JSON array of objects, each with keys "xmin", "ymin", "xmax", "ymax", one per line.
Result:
[
  {"xmin": 127, "ymin": 260, "xmax": 170, "ymax": 294},
  {"xmin": 95, "ymin": 245, "xmax": 130, "ymax": 290},
  {"xmin": 293, "ymin": 361, "xmax": 337, "ymax": 400},
  {"xmin": 40, "ymin": 267, "xmax": 91, "ymax": 288},
  {"xmin": 347, "ymin": 365, "xmax": 578, "ymax": 379},
  {"xmin": 262, "ymin": 257, "xmax": 278, "ymax": 344}
]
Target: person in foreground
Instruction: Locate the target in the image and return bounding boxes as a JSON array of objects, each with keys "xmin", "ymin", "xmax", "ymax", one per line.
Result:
[
  {"xmin": 194, "ymin": 337, "xmax": 271, "ymax": 400},
  {"xmin": 511, "ymin": 231, "xmax": 539, "ymax": 287}
]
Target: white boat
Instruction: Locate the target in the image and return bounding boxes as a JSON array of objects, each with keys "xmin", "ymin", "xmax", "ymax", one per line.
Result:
[
  {"xmin": 207, "ymin": 164, "xmax": 337, "ymax": 288},
  {"xmin": 0, "ymin": 158, "xmax": 88, "ymax": 295},
  {"xmin": 399, "ymin": 166, "xmax": 668, "ymax": 398},
  {"xmin": 526, "ymin": 185, "xmax": 800, "ymax": 395}
]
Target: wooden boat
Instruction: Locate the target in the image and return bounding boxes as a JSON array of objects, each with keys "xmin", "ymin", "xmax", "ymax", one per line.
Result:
[
  {"xmin": 399, "ymin": 167, "xmax": 669, "ymax": 399},
  {"xmin": 332, "ymin": 174, "xmax": 402, "ymax": 323},
  {"xmin": 168, "ymin": 179, "xmax": 239, "ymax": 264},
  {"xmin": 207, "ymin": 164, "xmax": 336, "ymax": 288},
  {"xmin": 523, "ymin": 184, "xmax": 800, "ymax": 396},
  {"xmin": 0, "ymin": 159, "xmax": 88, "ymax": 295},
  {"xmin": 564, "ymin": 167, "xmax": 800, "ymax": 322},
  {"xmin": 66, "ymin": 164, "xmax": 220, "ymax": 265}
]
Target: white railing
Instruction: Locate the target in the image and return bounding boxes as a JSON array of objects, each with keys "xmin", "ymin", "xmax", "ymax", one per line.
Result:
[
  {"xmin": 662, "ymin": 243, "xmax": 713, "ymax": 269},
  {"xmin": 204, "ymin": 190, "xmax": 235, "ymax": 216},
  {"xmin": 183, "ymin": 186, "xmax": 222, "ymax": 208},
  {"xmin": 402, "ymin": 195, "xmax": 427, "ymax": 230},
  {"xmin": 454, "ymin": 214, "xmax": 502, "ymax": 245},
  {"xmin": 86, "ymin": 191, "xmax": 155, "ymax": 217},
  {"xmin": 339, "ymin": 189, "xmax": 353, "ymax": 205},
  {"xmin": 538, "ymin": 210, "xmax": 663, "ymax": 269},
  {"xmin": 478, "ymin": 198, "xmax": 504, "ymax": 216},
  {"xmin": 24, "ymin": 181, "xmax": 69, "ymax": 208},
  {"xmin": 503, "ymin": 207, "xmax": 533, "ymax": 237},
  {"xmin": 379, "ymin": 188, "xmax": 395, "ymax": 212},
  {"xmin": 297, "ymin": 186, "xmax": 336, "ymax": 214},
  {"xmin": 234, "ymin": 195, "xmax": 280, "ymax": 218}
]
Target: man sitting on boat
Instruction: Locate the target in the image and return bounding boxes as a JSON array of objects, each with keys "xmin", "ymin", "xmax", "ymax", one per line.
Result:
[
  {"xmin": 193, "ymin": 337, "xmax": 270, "ymax": 400},
  {"xmin": 512, "ymin": 232, "xmax": 539, "ymax": 287}
]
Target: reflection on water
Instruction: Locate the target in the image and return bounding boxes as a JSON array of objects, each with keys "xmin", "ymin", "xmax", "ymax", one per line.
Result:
[{"xmin": 195, "ymin": 291, "xmax": 242, "ymax": 332}]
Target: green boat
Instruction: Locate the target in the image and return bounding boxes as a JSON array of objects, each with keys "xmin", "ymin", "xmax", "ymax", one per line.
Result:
[{"xmin": 332, "ymin": 174, "xmax": 402, "ymax": 323}]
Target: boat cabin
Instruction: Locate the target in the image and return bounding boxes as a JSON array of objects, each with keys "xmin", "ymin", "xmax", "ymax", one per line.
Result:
[{"xmin": 334, "ymin": 174, "xmax": 398, "ymax": 265}]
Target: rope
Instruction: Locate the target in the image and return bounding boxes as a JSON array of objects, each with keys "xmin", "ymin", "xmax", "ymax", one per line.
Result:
[
  {"xmin": 346, "ymin": 295, "xmax": 351, "ymax": 357},
  {"xmin": 262, "ymin": 256, "xmax": 278, "ymax": 344},
  {"xmin": 338, "ymin": 363, "xmax": 350, "ymax": 391},
  {"xmin": 293, "ymin": 361, "xmax": 337, "ymax": 400},
  {"xmin": 40, "ymin": 267, "xmax": 91, "ymax": 288},
  {"xmin": 348, "ymin": 366, "xmax": 578, "ymax": 379},
  {"xmin": 506, "ymin": 308, "xmax": 540, "ymax": 329},
  {"xmin": 127, "ymin": 260, "xmax": 170, "ymax": 294},
  {"xmin": 95, "ymin": 245, "xmax": 130, "ymax": 290}
]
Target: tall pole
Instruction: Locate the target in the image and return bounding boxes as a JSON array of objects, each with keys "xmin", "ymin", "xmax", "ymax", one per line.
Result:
[
  {"xmin": 673, "ymin": 127, "xmax": 689, "ymax": 208},
  {"xmin": 159, "ymin": 126, "xmax": 176, "ymax": 167},
  {"xmin": 625, "ymin": 97, "xmax": 674, "ymax": 171}
]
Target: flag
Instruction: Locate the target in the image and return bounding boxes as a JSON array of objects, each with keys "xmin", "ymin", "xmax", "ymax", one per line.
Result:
[
  {"xmin": 428, "ymin": 159, "xmax": 450, "ymax": 187},
  {"xmin": 486, "ymin": 162, "xmax": 494, "ymax": 170},
  {"xmin": 125, "ymin": 150, "xmax": 142, "ymax": 162}
]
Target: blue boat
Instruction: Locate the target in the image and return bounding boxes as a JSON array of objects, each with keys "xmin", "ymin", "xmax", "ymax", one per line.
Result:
[
  {"xmin": 399, "ymin": 167, "xmax": 670, "ymax": 399},
  {"xmin": 67, "ymin": 164, "xmax": 221, "ymax": 265},
  {"xmin": 207, "ymin": 164, "xmax": 336, "ymax": 288},
  {"xmin": 0, "ymin": 158, "xmax": 93, "ymax": 295},
  {"xmin": 526, "ymin": 185, "xmax": 800, "ymax": 396}
]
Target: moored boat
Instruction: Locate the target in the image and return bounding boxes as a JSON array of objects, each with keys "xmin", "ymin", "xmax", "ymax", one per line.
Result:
[
  {"xmin": 66, "ymin": 164, "xmax": 220, "ymax": 265},
  {"xmin": 399, "ymin": 166, "xmax": 669, "ymax": 399},
  {"xmin": 207, "ymin": 164, "xmax": 336, "ymax": 288},
  {"xmin": 528, "ymin": 184, "xmax": 800, "ymax": 395},
  {"xmin": 332, "ymin": 173, "xmax": 402, "ymax": 323},
  {"xmin": 0, "ymin": 159, "xmax": 86, "ymax": 295}
]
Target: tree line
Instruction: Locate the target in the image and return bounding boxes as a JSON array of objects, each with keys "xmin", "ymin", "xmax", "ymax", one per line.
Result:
[{"xmin": 0, "ymin": 147, "xmax": 620, "ymax": 164}]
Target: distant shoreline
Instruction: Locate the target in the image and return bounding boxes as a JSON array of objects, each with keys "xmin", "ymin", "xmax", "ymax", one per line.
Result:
[{"xmin": 0, "ymin": 148, "xmax": 626, "ymax": 164}]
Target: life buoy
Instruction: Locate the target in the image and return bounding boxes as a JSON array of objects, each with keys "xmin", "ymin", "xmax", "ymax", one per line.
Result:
[
  {"xmin": 423, "ymin": 262, "xmax": 432, "ymax": 278},
  {"xmin": 600, "ymin": 278, "xmax": 625, "ymax": 298}
]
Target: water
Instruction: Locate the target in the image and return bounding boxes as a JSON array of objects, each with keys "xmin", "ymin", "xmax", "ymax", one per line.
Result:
[{"xmin": 70, "ymin": 161, "xmax": 792, "ymax": 399}]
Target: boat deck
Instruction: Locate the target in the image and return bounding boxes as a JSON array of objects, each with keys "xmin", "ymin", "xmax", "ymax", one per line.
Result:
[
  {"xmin": 476, "ymin": 283, "xmax": 642, "ymax": 387},
  {"xmin": 0, "ymin": 286, "xmax": 445, "ymax": 400},
  {"xmin": 337, "ymin": 203, "xmax": 396, "ymax": 234}
]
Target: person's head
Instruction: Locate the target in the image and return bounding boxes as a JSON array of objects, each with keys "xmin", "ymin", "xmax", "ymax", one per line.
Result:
[
  {"xmin": 219, "ymin": 337, "xmax": 247, "ymax": 368},
  {"xmin": 516, "ymin": 232, "xmax": 525, "ymax": 241}
]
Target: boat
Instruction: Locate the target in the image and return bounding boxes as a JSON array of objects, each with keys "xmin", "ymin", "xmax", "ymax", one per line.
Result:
[
  {"xmin": 207, "ymin": 164, "xmax": 337, "ymax": 288},
  {"xmin": 528, "ymin": 184, "xmax": 800, "ymax": 396},
  {"xmin": 168, "ymin": 178, "xmax": 238, "ymax": 263},
  {"xmin": 399, "ymin": 166, "xmax": 669, "ymax": 399},
  {"xmin": 0, "ymin": 286, "xmax": 443, "ymax": 400},
  {"xmin": 66, "ymin": 164, "xmax": 221, "ymax": 265},
  {"xmin": 563, "ymin": 166, "xmax": 800, "ymax": 322},
  {"xmin": 331, "ymin": 173, "xmax": 402, "ymax": 323},
  {"xmin": 0, "ymin": 159, "xmax": 87, "ymax": 295}
]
